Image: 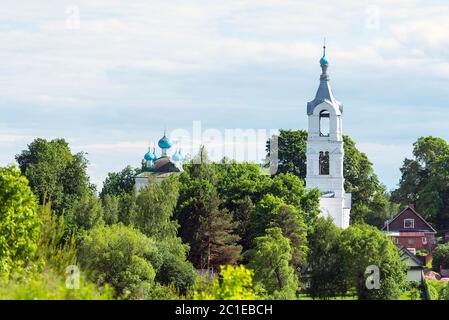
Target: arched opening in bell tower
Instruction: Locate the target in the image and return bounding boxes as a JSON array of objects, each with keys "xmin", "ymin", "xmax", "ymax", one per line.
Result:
[
  {"xmin": 319, "ymin": 110, "xmax": 330, "ymax": 137},
  {"xmin": 319, "ymin": 151, "xmax": 330, "ymax": 175}
]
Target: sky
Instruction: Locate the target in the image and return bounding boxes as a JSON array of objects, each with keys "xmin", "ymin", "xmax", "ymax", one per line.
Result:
[{"xmin": 1, "ymin": 0, "xmax": 449, "ymax": 191}]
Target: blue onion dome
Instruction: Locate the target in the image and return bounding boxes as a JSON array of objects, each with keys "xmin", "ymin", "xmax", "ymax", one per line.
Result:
[
  {"xmin": 144, "ymin": 149, "xmax": 153, "ymax": 161},
  {"xmin": 320, "ymin": 44, "xmax": 328, "ymax": 65},
  {"xmin": 320, "ymin": 55, "xmax": 328, "ymax": 65},
  {"xmin": 172, "ymin": 149, "xmax": 184, "ymax": 161},
  {"xmin": 152, "ymin": 148, "xmax": 158, "ymax": 160},
  {"xmin": 158, "ymin": 134, "xmax": 172, "ymax": 149}
]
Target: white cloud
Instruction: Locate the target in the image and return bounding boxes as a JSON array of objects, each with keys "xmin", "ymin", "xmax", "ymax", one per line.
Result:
[
  {"xmin": 0, "ymin": 134, "xmax": 32, "ymax": 146},
  {"xmin": 2, "ymin": 0, "xmax": 449, "ymax": 190}
]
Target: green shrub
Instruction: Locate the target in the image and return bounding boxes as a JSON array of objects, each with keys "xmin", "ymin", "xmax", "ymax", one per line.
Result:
[
  {"xmin": 194, "ymin": 265, "xmax": 259, "ymax": 300},
  {"xmin": 0, "ymin": 271, "xmax": 113, "ymax": 300},
  {"xmin": 426, "ymin": 280, "xmax": 449, "ymax": 300},
  {"xmin": 432, "ymin": 244, "xmax": 449, "ymax": 271},
  {"xmin": 0, "ymin": 166, "xmax": 40, "ymax": 276},
  {"xmin": 77, "ymin": 224, "xmax": 159, "ymax": 298}
]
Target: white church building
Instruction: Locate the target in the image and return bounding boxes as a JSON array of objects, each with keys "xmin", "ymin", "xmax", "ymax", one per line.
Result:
[{"xmin": 305, "ymin": 46, "xmax": 351, "ymax": 229}]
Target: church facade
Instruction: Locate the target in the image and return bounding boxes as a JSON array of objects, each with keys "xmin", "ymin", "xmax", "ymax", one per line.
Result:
[{"xmin": 305, "ymin": 46, "xmax": 351, "ymax": 229}]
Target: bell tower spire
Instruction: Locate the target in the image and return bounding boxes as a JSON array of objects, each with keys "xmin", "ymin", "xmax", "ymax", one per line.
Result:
[{"xmin": 305, "ymin": 43, "xmax": 351, "ymax": 229}]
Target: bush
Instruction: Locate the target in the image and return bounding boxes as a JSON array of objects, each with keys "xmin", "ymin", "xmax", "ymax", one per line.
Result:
[
  {"xmin": 77, "ymin": 224, "xmax": 159, "ymax": 298},
  {"xmin": 432, "ymin": 244, "xmax": 449, "ymax": 271},
  {"xmin": 0, "ymin": 166, "xmax": 40, "ymax": 276},
  {"xmin": 194, "ymin": 265, "xmax": 258, "ymax": 300},
  {"xmin": 0, "ymin": 271, "xmax": 113, "ymax": 300},
  {"xmin": 426, "ymin": 280, "xmax": 449, "ymax": 300}
]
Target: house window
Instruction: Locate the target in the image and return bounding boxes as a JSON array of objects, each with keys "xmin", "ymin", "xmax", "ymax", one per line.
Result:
[
  {"xmin": 422, "ymin": 237, "xmax": 427, "ymax": 245},
  {"xmin": 319, "ymin": 110, "xmax": 330, "ymax": 137},
  {"xmin": 393, "ymin": 237, "xmax": 400, "ymax": 245},
  {"xmin": 319, "ymin": 151, "xmax": 330, "ymax": 175},
  {"xmin": 404, "ymin": 219, "xmax": 415, "ymax": 229},
  {"xmin": 408, "ymin": 238, "xmax": 415, "ymax": 245}
]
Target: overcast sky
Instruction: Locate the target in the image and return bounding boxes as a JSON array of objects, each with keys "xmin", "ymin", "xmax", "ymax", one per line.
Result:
[{"xmin": 1, "ymin": 0, "xmax": 449, "ymax": 190}]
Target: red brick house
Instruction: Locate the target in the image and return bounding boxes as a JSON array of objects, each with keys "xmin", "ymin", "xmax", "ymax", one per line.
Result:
[{"xmin": 382, "ymin": 204, "xmax": 437, "ymax": 254}]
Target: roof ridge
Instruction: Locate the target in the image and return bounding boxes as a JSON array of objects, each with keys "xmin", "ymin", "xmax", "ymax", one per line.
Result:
[{"xmin": 382, "ymin": 206, "xmax": 437, "ymax": 233}]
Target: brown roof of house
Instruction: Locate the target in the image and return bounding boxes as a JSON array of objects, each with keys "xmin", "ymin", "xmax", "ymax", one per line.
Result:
[{"xmin": 382, "ymin": 205, "xmax": 437, "ymax": 233}]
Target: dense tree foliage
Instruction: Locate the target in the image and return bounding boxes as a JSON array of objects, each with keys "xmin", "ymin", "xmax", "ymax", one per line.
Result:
[
  {"xmin": 102, "ymin": 194, "xmax": 120, "ymax": 225},
  {"xmin": 307, "ymin": 217, "xmax": 346, "ymax": 299},
  {"xmin": 77, "ymin": 224, "xmax": 159, "ymax": 299},
  {"xmin": 266, "ymin": 129, "xmax": 308, "ymax": 178},
  {"xmin": 0, "ymin": 271, "xmax": 114, "ymax": 300},
  {"xmin": 427, "ymin": 280, "xmax": 449, "ymax": 300},
  {"xmin": 0, "ymin": 166, "xmax": 40, "ymax": 275},
  {"xmin": 15, "ymin": 138, "xmax": 93, "ymax": 213},
  {"xmin": 212, "ymin": 160, "xmax": 271, "ymax": 250},
  {"xmin": 250, "ymin": 195, "xmax": 309, "ymax": 275},
  {"xmin": 133, "ymin": 176, "xmax": 196, "ymax": 294},
  {"xmin": 4, "ymin": 133, "xmax": 439, "ymax": 301},
  {"xmin": 36, "ymin": 202, "xmax": 76, "ymax": 275},
  {"xmin": 268, "ymin": 173, "xmax": 320, "ymax": 227},
  {"xmin": 64, "ymin": 194, "xmax": 104, "ymax": 235},
  {"xmin": 100, "ymin": 165, "xmax": 141, "ymax": 198},
  {"xmin": 266, "ymin": 130, "xmax": 393, "ymax": 226},
  {"xmin": 338, "ymin": 224, "xmax": 407, "ymax": 300},
  {"xmin": 177, "ymin": 147, "xmax": 241, "ymax": 270},
  {"xmin": 392, "ymin": 136, "xmax": 449, "ymax": 230},
  {"xmin": 134, "ymin": 175, "xmax": 179, "ymax": 239},
  {"xmin": 194, "ymin": 265, "xmax": 258, "ymax": 300},
  {"xmin": 432, "ymin": 244, "xmax": 449, "ymax": 271},
  {"xmin": 307, "ymin": 220, "xmax": 407, "ymax": 300},
  {"xmin": 212, "ymin": 161, "xmax": 318, "ymax": 251},
  {"xmin": 270, "ymin": 204, "xmax": 308, "ymax": 275},
  {"xmin": 155, "ymin": 240, "xmax": 196, "ymax": 295},
  {"xmin": 247, "ymin": 227, "xmax": 298, "ymax": 299}
]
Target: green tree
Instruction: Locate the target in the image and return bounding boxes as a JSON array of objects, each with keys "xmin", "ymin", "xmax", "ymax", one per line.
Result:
[
  {"xmin": 338, "ymin": 224, "xmax": 407, "ymax": 300},
  {"xmin": 194, "ymin": 265, "xmax": 258, "ymax": 300},
  {"xmin": 15, "ymin": 138, "xmax": 93, "ymax": 213},
  {"xmin": 266, "ymin": 129, "xmax": 308, "ymax": 178},
  {"xmin": 134, "ymin": 175, "xmax": 179, "ymax": 239},
  {"xmin": 77, "ymin": 224, "xmax": 159, "ymax": 299},
  {"xmin": 64, "ymin": 194, "xmax": 104, "ymax": 236},
  {"xmin": 250, "ymin": 194, "xmax": 285, "ymax": 239},
  {"xmin": 102, "ymin": 194, "xmax": 120, "ymax": 225},
  {"xmin": 0, "ymin": 166, "xmax": 40, "ymax": 276},
  {"xmin": 266, "ymin": 130, "xmax": 390, "ymax": 226},
  {"xmin": 427, "ymin": 280, "xmax": 449, "ymax": 300},
  {"xmin": 117, "ymin": 190, "xmax": 138, "ymax": 225},
  {"xmin": 269, "ymin": 173, "xmax": 320, "ymax": 227},
  {"xmin": 270, "ymin": 204, "xmax": 308, "ymax": 275},
  {"xmin": 36, "ymin": 202, "xmax": 76, "ymax": 275},
  {"xmin": 177, "ymin": 147, "xmax": 241, "ymax": 270},
  {"xmin": 432, "ymin": 244, "xmax": 449, "ymax": 271},
  {"xmin": 212, "ymin": 160, "xmax": 271, "ymax": 250},
  {"xmin": 247, "ymin": 228, "xmax": 298, "ymax": 299},
  {"xmin": 134, "ymin": 175, "xmax": 197, "ymax": 294},
  {"xmin": 307, "ymin": 217, "xmax": 346, "ymax": 299},
  {"xmin": 250, "ymin": 195, "xmax": 309, "ymax": 275},
  {"xmin": 155, "ymin": 250, "xmax": 196, "ymax": 295},
  {"xmin": 100, "ymin": 165, "xmax": 141, "ymax": 198},
  {"xmin": 0, "ymin": 271, "xmax": 114, "ymax": 300},
  {"xmin": 392, "ymin": 136, "xmax": 449, "ymax": 229}
]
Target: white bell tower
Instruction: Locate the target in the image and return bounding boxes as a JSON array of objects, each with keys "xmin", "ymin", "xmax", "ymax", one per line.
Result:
[{"xmin": 305, "ymin": 44, "xmax": 351, "ymax": 229}]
